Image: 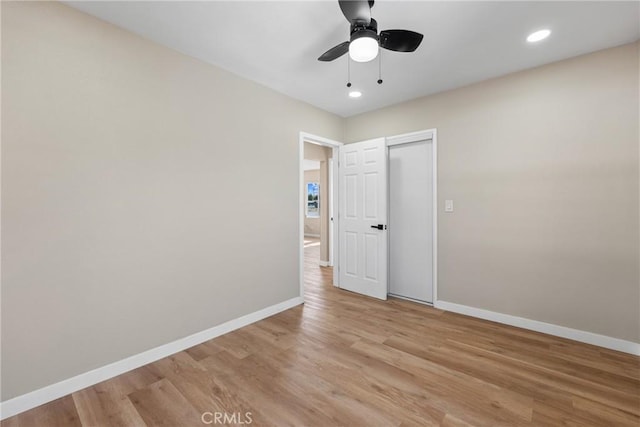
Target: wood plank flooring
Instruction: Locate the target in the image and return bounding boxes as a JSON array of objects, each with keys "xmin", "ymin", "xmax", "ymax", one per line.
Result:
[{"xmin": 3, "ymin": 237, "xmax": 639, "ymax": 426}]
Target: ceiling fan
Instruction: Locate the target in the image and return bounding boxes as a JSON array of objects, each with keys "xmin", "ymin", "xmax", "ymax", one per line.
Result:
[{"xmin": 318, "ymin": 0, "xmax": 424, "ymax": 63}]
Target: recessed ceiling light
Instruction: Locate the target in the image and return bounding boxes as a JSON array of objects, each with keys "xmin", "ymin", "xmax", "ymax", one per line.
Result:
[
  {"xmin": 527, "ymin": 29, "xmax": 551, "ymax": 43},
  {"xmin": 349, "ymin": 91, "xmax": 362, "ymax": 98}
]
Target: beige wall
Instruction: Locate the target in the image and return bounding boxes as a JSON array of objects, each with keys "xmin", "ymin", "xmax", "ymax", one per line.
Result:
[
  {"xmin": 345, "ymin": 42, "xmax": 640, "ymax": 343},
  {"xmin": 304, "ymin": 169, "xmax": 321, "ymax": 236},
  {"xmin": 1, "ymin": 1, "xmax": 343, "ymax": 400},
  {"xmin": 318, "ymin": 160, "xmax": 330, "ymax": 264},
  {"xmin": 304, "ymin": 142, "xmax": 331, "ymax": 162}
]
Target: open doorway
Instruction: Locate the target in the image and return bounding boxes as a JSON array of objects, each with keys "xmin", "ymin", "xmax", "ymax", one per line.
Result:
[
  {"xmin": 302, "ymin": 157, "xmax": 326, "ymax": 297},
  {"xmin": 303, "ymin": 144, "xmax": 331, "ymax": 266},
  {"xmin": 299, "ymin": 133, "xmax": 342, "ymax": 300}
]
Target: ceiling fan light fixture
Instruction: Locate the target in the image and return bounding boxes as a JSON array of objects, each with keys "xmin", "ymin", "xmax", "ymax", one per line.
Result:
[
  {"xmin": 349, "ymin": 31, "xmax": 379, "ymax": 62},
  {"xmin": 318, "ymin": 2, "xmax": 423, "ymax": 63}
]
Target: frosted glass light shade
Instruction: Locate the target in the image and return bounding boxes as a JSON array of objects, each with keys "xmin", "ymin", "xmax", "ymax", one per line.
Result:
[{"xmin": 349, "ymin": 36, "xmax": 378, "ymax": 62}]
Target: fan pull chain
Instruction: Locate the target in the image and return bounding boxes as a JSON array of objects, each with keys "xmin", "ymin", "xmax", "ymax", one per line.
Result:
[
  {"xmin": 346, "ymin": 57, "xmax": 352, "ymax": 88},
  {"xmin": 377, "ymin": 49, "xmax": 383, "ymax": 84}
]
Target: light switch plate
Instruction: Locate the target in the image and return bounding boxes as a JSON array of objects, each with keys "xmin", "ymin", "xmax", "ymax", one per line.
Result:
[{"xmin": 445, "ymin": 199, "xmax": 454, "ymax": 213}]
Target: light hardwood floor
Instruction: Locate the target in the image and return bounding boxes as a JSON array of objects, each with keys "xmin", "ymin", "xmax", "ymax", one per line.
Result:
[{"xmin": 3, "ymin": 237, "xmax": 639, "ymax": 426}]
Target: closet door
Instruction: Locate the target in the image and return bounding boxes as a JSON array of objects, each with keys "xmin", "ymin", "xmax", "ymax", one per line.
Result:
[{"xmin": 388, "ymin": 139, "xmax": 433, "ymax": 303}]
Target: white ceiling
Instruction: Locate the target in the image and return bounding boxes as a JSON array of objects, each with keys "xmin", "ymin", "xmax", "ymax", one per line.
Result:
[{"xmin": 65, "ymin": 1, "xmax": 639, "ymax": 117}]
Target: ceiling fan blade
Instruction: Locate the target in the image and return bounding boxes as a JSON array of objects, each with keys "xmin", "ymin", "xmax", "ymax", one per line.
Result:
[
  {"xmin": 318, "ymin": 41, "xmax": 350, "ymax": 61},
  {"xmin": 379, "ymin": 29, "xmax": 424, "ymax": 52},
  {"xmin": 338, "ymin": 0, "xmax": 371, "ymax": 25}
]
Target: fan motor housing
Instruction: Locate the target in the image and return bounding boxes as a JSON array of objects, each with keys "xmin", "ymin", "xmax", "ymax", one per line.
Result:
[{"xmin": 350, "ymin": 18, "xmax": 378, "ymax": 41}]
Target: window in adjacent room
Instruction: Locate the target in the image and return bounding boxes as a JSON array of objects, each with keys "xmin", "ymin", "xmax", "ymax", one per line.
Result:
[{"xmin": 306, "ymin": 182, "xmax": 320, "ymax": 217}]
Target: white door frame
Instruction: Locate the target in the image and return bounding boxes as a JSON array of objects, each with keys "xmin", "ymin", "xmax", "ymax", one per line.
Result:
[
  {"xmin": 299, "ymin": 132, "xmax": 343, "ymax": 300},
  {"xmin": 328, "ymin": 157, "xmax": 335, "ymax": 267},
  {"xmin": 386, "ymin": 129, "xmax": 438, "ymax": 305}
]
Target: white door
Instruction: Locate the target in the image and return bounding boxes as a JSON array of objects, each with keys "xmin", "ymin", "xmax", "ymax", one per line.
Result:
[
  {"xmin": 338, "ymin": 138, "xmax": 387, "ymax": 300},
  {"xmin": 388, "ymin": 140, "xmax": 433, "ymax": 303}
]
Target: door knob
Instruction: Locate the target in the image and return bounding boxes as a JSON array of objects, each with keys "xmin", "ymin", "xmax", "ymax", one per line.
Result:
[{"xmin": 370, "ymin": 224, "xmax": 385, "ymax": 230}]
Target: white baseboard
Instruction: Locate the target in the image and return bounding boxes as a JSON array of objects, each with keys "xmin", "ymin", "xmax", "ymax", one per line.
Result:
[
  {"xmin": 319, "ymin": 260, "xmax": 329, "ymax": 267},
  {"xmin": 0, "ymin": 296, "xmax": 304, "ymax": 420},
  {"xmin": 304, "ymin": 233, "xmax": 320, "ymax": 238},
  {"xmin": 434, "ymin": 300, "xmax": 640, "ymax": 356}
]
